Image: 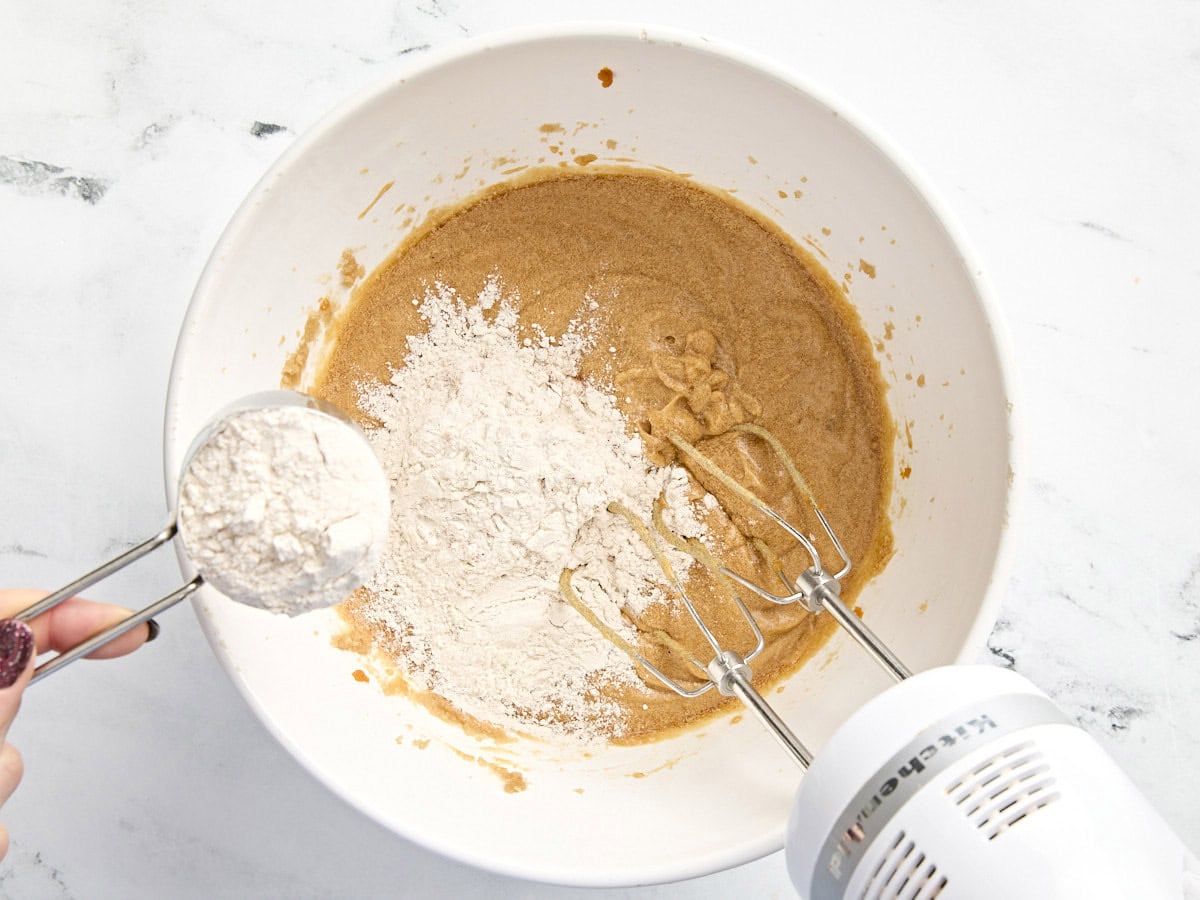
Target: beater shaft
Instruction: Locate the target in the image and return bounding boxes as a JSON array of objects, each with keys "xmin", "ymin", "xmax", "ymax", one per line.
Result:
[
  {"xmin": 708, "ymin": 649, "xmax": 812, "ymax": 767},
  {"xmin": 818, "ymin": 589, "xmax": 911, "ymax": 682}
]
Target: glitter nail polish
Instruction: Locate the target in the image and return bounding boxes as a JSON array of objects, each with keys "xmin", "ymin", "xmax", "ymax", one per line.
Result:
[{"xmin": 0, "ymin": 619, "xmax": 35, "ymax": 688}]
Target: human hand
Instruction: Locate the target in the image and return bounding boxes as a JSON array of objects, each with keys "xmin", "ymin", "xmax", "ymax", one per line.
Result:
[{"xmin": 0, "ymin": 590, "xmax": 157, "ymax": 859}]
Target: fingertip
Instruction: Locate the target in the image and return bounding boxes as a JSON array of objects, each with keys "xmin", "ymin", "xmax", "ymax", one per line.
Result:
[{"xmin": 0, "ymin": 822, "xmax": 10, "ymax": 862}]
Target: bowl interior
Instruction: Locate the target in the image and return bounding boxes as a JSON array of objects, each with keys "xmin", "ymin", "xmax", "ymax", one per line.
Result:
[{"xmin": 165, "ymin": 28, "xmax": 1013, "ymax": 886}]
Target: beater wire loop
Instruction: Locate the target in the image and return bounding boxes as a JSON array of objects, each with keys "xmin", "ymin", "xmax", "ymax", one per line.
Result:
[{"xmin": 558, "ymin": 422, "xmax": 905, "ymax": 766}]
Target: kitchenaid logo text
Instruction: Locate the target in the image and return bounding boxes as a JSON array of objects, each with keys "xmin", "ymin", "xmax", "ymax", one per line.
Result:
[{"xmin": 826, "ymin": 712, "xmax": 997, "ymax": 881}]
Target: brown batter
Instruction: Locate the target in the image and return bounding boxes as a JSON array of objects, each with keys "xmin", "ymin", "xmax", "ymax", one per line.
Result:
[{"xmin": 305, "ymin": 169, "xmax": 893, "ymax": 741}]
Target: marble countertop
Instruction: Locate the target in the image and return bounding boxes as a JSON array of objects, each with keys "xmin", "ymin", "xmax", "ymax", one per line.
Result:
[{"xmin": 2, "ymin": 1, "xmax": 1197, "ymax": 896}]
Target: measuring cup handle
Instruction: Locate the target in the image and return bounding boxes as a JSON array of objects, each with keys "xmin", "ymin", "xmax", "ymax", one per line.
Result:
[
  {"xmin": 14, "ymin": 522, "xmax": 178, "ymax": 623},
  {"xmin": 3, "ymin": 520, "xmax": 198, "ymax": 684},
  {"xmin": 29, "ymin": 576, "xmax": 202, "ymax": 684}
]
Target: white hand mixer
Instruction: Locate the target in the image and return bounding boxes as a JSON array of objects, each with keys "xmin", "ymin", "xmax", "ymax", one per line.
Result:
[{"xmin": 564, "ymin": 425, "xmax": 1199, "ymax": 899}]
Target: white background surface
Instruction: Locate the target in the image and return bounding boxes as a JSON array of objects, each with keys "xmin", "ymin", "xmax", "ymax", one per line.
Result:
[{"xmin": 1, "ymin": 1, "xmax": 1197, "ymax": 897}]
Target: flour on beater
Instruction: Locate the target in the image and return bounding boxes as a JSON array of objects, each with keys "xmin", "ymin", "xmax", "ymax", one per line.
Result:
[{"xmin": 355, "ymin": 277, "xmax": 706, "ymax": 739}]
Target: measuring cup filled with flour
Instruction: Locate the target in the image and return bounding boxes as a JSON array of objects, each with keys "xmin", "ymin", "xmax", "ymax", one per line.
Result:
[
  {"xmin": 176, "ymin": 391, "xmax": 391, "ymax": 616},
  {"xmin": 12, "ymin": 390, "xmax": 391, "ymax": 683}
]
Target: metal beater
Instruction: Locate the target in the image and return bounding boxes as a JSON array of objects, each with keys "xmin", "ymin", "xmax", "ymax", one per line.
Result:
[
  {"xmin": 561, "ymin": 422, "xmax": 909, "ymax": 768},
  {"xmin": 563, "ymin": 424, "xmax": 1197, "ymax": 899}
]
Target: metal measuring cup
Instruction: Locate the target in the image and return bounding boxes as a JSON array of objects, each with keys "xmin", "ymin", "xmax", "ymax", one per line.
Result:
[{"xmin": 6, "ymin": 390, "xmax": 388, "ymax": 684}]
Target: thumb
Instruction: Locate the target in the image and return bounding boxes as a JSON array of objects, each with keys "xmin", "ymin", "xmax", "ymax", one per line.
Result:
[{"xmin": 0, "ymin": 620, "xmax": 35, "ymax": 741}]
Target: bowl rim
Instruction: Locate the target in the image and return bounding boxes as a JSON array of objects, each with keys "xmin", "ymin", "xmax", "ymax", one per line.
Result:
[{"xmin": 163, "ymin": 20, "xmax": 1021, "ymax": 887}]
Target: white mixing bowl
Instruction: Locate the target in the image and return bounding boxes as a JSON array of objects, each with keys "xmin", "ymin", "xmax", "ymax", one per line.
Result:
[{"xmin": 164, "ymin": 25, "xmax": 1016, "ymax": 887}]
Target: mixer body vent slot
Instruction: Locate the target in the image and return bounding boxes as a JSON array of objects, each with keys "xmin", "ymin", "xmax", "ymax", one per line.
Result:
[
  {"xmin": 856, "ymin": 829, "xmax": 947, "ymax": 900},
  {"xmin": 944, "ymin": 739, "xmax": 1061, "ymax": 840}
]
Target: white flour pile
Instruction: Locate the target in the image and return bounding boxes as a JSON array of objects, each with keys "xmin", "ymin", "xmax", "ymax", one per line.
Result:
[
  {"xmin": 178, "ymin": 405, "xmax": 391, "ymax": 615},
  {"xmin": 354, "ymin": 277, "xmax": 706, "ymax": 739}
]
